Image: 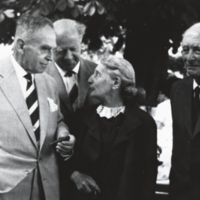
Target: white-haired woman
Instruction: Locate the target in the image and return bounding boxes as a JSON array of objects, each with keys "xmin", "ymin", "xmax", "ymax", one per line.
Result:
[{"xmin": 69, "ymin": 56, "xmax": 157, "ymax": 200}]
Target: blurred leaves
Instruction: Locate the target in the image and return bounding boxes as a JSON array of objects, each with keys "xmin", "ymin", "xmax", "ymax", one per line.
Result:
[{"xmin": 0, "ymin": 0, "xmax": 200, "ymax": 55}]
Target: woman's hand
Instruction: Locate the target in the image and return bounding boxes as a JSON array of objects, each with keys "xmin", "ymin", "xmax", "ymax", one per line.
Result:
[{"xmin": 70, "ymin": 171, "xmax": 101, "ymax": 194}]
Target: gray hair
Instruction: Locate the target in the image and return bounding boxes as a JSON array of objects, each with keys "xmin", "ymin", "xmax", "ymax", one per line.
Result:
[
  {"xmin": 14, "ymin": 14, "xmax": 53, "ymax": 45},
  {"xmin": 182, "ymin": 22, "xmax": 200, "ymax": 39},
  {"xmin": 53, "ymin": 19, "xmax": 86, "ymax": 40},
  {"xmin": 101, "ymin": 56, "xmax": 137, "ymax": 97}
]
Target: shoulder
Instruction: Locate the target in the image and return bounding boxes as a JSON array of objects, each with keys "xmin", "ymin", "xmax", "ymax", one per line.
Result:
[
  {"xmin": 80, "ymin": 58, "xmax": 97, "ymax": 69},
  {"xmin": 138, "ymin": 107, "xmax": 156, "ymax": 127},
  {"xmin": 45, "ymin": 62, "xmax": 57, "ymax": 75},
  {"xmin": 127, "ymin": 104, "xmax": 156, "ymax": 128},
  {"xmin": 172, "ymin": 76, "xmax": 192, "ymax": 90},
  {"xmin": 38, "ymin": 72, "xmax": 57, "ymax": 92},
  {"xmin": 40, "ymin": 72, "xmax": 56, "ymax": 83}
]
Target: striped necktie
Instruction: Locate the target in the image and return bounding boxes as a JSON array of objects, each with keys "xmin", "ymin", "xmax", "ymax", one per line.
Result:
[{"xmin": 24, "ymin": 73, "xmax": 40, "ymax": 141}]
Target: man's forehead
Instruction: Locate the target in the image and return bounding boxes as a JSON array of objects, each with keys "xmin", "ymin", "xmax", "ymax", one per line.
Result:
[
  {"xmin": 182, "ymin": 31, "xmax": 200, "ymax": 46},
  {"xmin": 32, "ymin": 28, "xmax": 56, "ymax": 48},
  {"xmin": 57, "ymin": 35, "xmax": 80, "ymax": 46}
]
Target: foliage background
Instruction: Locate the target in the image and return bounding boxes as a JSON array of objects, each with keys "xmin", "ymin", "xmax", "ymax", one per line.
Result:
[{"xmin": 1, "ymin": 0, "xmax": 200, "ymax": 105}]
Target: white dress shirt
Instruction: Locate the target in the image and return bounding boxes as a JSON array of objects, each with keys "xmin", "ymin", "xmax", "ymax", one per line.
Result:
[
  {"xmin": 56, "ymin": 62, "xmax": 80, "ymax": 94},
  {"xmin": 193, "ymin": 79, "xmax": 200, "ymax": 98},
  {"xmin": 10, "ymin": 55, "xmax": 34, "ymax": 99}
]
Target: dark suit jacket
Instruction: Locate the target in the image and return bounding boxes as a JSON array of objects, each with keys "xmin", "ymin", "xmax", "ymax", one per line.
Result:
[
  {"xmin": 46, "ymin": 58, "xmax": 98, "ymax": 130},
  {"xmin": 46, "ymin": 58, "xmax": 97, "ymax": 199},
  {"xmin": 170, "ymin": 76, "xmax": 200, "ymax": 200},
  {"xmin": 70, "ymin": 103, "xmax": 157, "ymax": 200}
]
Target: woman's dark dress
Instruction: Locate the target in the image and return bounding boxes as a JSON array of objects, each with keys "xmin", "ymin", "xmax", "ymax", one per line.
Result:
[{"xmin": 70, "ymin": 103, "xmax": 157, "ymax": 200}]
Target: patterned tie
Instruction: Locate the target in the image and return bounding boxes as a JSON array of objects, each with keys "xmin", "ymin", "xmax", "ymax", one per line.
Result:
[
  {"xmin": 193, "ymin": 86, "xmax": 200, "ymax": 129},
  {"xmin": 65, "ymin": 71, "xmax": 78, "ymax": 111},
  {"xmin": 24, "ymin": 73, "xmax": 40, "ymax": 141}
]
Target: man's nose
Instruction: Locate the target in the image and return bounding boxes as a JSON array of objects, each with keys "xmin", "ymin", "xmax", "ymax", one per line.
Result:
[
  {"xmin": 88, "ymin": 75, "xmax": 93, "ymax": 84},
  {"xmin": 187, "ymin": 50, "xmax": 195, "ymax": 63},
  {"xmin": 64, "ymin": 49, "xmax": 73, "ymax": 59},
  {"xmin": 46, "ymin": 49, "xmax": 53, "ymax": 62}
]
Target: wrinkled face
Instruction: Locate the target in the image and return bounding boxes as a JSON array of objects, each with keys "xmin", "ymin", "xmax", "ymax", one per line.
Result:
[
  {"xmin": 22, "ymin": 25, "xmax": 56, "ymax": 74},
  {"xmin": 182, "ymin": 31, "xmax": 200, "ymax": 78},
  {"xmin": 54, "ymin": 33, "xmax": 81, "ymax": 71},
  {"xmin": 88, "ymin": 64, "xmax": 114, "ymax": 102}
]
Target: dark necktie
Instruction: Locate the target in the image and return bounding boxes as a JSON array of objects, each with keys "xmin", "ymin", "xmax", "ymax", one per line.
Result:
[
  {"xmin": 65, "ymin": 71, "xmax": 78, "ymax": 111},
  {"xmin": 193, "ymin": 86, "xmax": 200, "ymax": 128},
  {"xmin": 24, "ymin": 73, "xmax": 40, "ymax": 141}
]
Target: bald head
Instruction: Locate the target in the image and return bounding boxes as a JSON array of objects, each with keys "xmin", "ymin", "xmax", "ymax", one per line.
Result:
[
  {"xmin": 53, "ymin": 19, "xmax": 86, "ymax": 71},
  {"xmin": 53, "ymin": 19, "xmax": 86, "ymax": 41},
  {"xmin": 183, "ymin": 23, "xmax": 200, "ymax": 38}
]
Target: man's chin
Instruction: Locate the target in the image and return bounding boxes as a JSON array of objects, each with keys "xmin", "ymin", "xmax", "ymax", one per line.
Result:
[{"xmin": 187, "ymin": 70, "xmax": 200, "ymax": 77}]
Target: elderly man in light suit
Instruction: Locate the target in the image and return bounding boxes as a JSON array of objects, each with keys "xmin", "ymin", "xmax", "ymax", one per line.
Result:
[{"xmin": 0, "ymin": 14, "xmax": 75, "ymax": 200}]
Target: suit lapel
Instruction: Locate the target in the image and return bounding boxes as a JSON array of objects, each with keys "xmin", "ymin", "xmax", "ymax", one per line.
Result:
[
  {"xmin": 181, "ymin": 78, "xmax": 193, "ymax": 137},
  {"xmin": 112, "ymin": 104, "xmax": 141, "ymax": 148},
  {"xmin": 78, "ymin": 59, "xmax": 93, "ymax": 108},
  {"xmin": 35, "ymin": 74, "xmax": 49, "ymax": 150},
  {"xmin": 0, "ymin": 57, "xmax": 38, "ymax": 149},
  {"xmin": 47, "ymin": 63, "xmax": 73, "ymax": 112}
]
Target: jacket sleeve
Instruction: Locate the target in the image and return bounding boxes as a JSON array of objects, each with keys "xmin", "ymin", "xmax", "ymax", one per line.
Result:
[{"xmin": 117, "ymin": 114, "xmax": 157, "ymax": 200}]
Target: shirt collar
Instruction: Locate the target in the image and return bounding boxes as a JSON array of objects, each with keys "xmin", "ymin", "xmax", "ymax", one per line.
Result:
[
  {"xmin": 193, "ymin": 79, "xmax": 199, "ymax": 90},
  {"xmin": 55, "ymin": 61, "xmax": 80, "ymax": 77},
  {"xmin": 10, "ymin": 55, "xmax": 33, "ymax": 80}
]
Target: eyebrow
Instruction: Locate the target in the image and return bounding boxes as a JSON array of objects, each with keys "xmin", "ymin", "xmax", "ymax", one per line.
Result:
[{"xmin": 41, "ymin": 44, "xmax": 56, "ymax": 49}]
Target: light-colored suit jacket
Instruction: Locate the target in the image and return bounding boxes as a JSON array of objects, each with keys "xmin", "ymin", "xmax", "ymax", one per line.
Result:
[{"xmin": 0, "ymin": 57, "xmax": 67, "ymax": 200}]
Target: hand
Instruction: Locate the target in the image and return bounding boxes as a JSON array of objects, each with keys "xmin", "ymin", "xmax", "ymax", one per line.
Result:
[
  {"xmin": 70, "ymin": 171, "xmax": 101, "ymax": 194},
  {"xmin": 56, "ymin": 133, "xmax": 75, "ymax": 156}
]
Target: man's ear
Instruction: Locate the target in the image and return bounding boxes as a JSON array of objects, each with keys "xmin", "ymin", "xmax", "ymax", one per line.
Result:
[
  {"xmin": 16, "ymin": 39, "xmax": 25, "ymax": 54},
  {"xmin": 112, "ymin": 77, "xmax": 121, "ymax": 90}
]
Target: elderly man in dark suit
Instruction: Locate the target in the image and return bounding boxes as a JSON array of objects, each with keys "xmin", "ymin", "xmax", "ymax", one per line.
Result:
[
  {"xmin": 0, "ymin": 14, "xmax": 75, "ymax": 200},
  {"xmin": 170, "ymin": 23, "xmax": 200, "ymax": 200},
  {"xmin": 46, "ymin": 18, "xmax": 97, "ymax": 199},
  {"xmin": 46, "ymin": 19, "xmax": 97, "ymax": 131}
]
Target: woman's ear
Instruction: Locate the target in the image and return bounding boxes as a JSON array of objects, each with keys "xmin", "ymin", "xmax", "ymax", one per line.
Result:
[
  {"xmin": 16, "ymin": 39, "xmax": 25, "ymax": 54},
  {"xmin": 112, "ymin": 77, "xmax": 121, "ymax": 90}
]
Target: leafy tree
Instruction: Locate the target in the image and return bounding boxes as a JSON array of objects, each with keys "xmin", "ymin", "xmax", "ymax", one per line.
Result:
[{"xmin": 1, "ymin": 0, "xmax": 200, "ymax": 105}]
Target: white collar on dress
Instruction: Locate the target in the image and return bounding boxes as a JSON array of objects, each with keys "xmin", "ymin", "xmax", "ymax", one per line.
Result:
[{"xmin": 96, "ymin": 105, "xmax": 125, "ymax": 119}]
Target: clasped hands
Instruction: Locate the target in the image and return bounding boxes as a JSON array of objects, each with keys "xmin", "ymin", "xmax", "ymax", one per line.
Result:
[
  {"xmin": 71, "ymin": 171, "xmax": 101, "ymax": 195},
  {"xmin": 56, "ymin": 126, "xmax": 75, "ymax": 156}
]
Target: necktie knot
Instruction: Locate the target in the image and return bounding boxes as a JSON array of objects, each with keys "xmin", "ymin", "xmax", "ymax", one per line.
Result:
[
  {"xmin": 24, "ymin": 73, "xmax": 32, "ymax": 83},
  {"xmin": 65, "ymin": 70, "xmax": 76, "ymax": 77}
]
